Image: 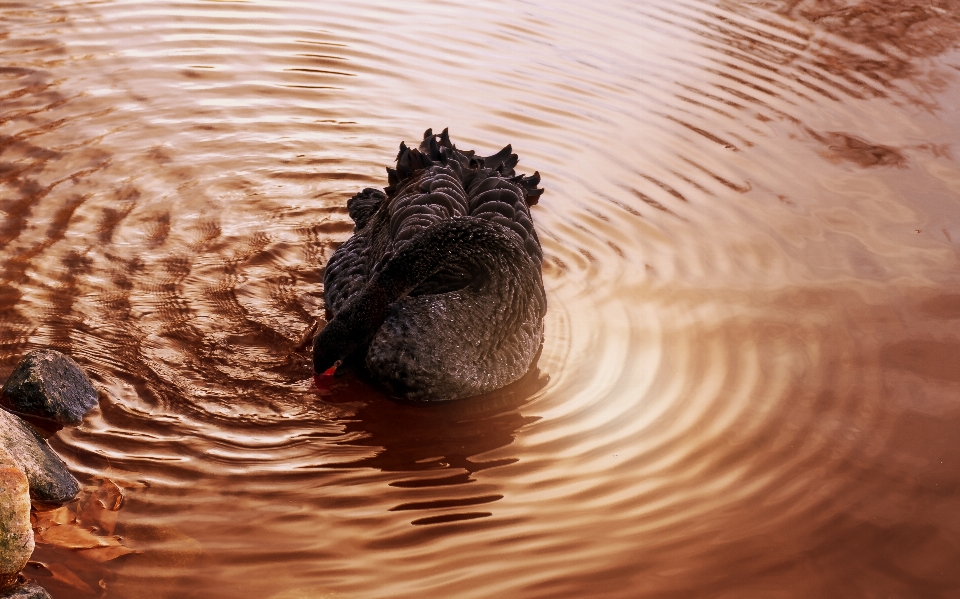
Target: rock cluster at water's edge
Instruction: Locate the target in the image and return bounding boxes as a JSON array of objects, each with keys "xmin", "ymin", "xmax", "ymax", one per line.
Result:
[{"xmin": 0, "ymin": 349, "xmax": 101, "ymax": 596}]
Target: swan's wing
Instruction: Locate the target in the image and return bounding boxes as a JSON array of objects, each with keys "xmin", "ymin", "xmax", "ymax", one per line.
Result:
[
  {"xmin": 323, "ymin": 232, "xmax": 372, "ymax": 316},
  {"xmin": 346, "ymin": 188, "xmax": 386, "ymax": 231},
  {"xmin": 466, "ymin": 171, "xmax": 543, "ymax": 265}
]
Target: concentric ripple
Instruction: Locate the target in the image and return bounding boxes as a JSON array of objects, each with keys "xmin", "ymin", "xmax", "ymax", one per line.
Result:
[{"xmin": 2, "ymin": 0, "xmax": 960, "ymax": 597}]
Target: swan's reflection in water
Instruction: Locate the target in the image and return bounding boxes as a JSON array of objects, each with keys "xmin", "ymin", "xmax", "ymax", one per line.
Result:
[{"xmin": 319, "ymin": 365, "xmax": 547, "ymax": 525}]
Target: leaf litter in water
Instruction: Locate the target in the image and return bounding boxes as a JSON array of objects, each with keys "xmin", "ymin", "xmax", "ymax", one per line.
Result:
[
  {"xmin": 31, "ymin": 477, "xmax": 139, "ymax": 573},
  {"xmin": 28, "ymin": 471, "xmax": 202, "ymax": 598}
]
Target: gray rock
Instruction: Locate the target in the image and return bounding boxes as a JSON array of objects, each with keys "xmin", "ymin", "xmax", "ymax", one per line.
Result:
[
  {"xmin": 2, "ymin": 350, "xmax": 98, "ymax": 426},
  {"xmin": 0, "ymin": 410, "xmax": 78, "ymax": 503},
  {"xmin": 0, "ymin": 582, "xmax": 52, "ymax": 599},
  {"xmin": 0, "ymin": 447, "xmax": 32, "ymax": 592}
]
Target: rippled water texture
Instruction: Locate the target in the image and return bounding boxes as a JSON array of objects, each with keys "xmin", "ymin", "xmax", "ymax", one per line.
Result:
[{"xmin": 3, "ymin": 0, "xmax": 960, "ymax": 597}]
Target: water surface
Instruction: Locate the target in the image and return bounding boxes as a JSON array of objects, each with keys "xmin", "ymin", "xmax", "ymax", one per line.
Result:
[{"xmin": 2, "ymin": 0, "xmax": 960, "ymax": 597}]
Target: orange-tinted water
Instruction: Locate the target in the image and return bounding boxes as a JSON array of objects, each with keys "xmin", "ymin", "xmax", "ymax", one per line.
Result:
[{"xmin": 3, "ymin": 1, "xmax": 960, "ymax": 597}]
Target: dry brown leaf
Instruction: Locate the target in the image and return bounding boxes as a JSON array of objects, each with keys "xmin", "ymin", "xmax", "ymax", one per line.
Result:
[
  {"xmin": 79, "ymin": 479, "xmax": 123, "ymax": 510},
  {"xmin": 77, "ymin": 544, "xmax": 138, "ymax": 562},
  {"xmin": 97, "ymin": 479, "xmax": 123, "ymax": 511},
  {"xmin": 32, "ymin": 476, "xmax": 137, "ymax": 565},
  {"xmin": 31, "ymin": 506, "xmax": 76, "ymax": 531},
  {"xmin": 39, "ymin": 524, "xmax": 114, "ymax": 549},
  {"xmin": 77, "ymin": 479, "xmax": 124, "ymax": 535}
]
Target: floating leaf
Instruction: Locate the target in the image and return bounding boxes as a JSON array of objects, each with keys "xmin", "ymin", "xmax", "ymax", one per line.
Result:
[
  {"xmin": 32, "ymin": 506, "xmax": 75, "ymax": 531},
  {"xmin": 32, "ymin": 476, "xmax": 138, "ymax": 562},
  {"xmin": 77, "ymin": 478, "xmax": 124, "ymax": 535},
  {"xmin": 39, "ymin": 525, "xmax": 112, "ymax": 549}
]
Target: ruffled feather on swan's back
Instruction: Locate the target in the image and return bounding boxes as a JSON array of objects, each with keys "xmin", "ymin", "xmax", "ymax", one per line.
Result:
[{"xmin": 324, "ymin": 129, "xmax": 544, "ymax": 316}]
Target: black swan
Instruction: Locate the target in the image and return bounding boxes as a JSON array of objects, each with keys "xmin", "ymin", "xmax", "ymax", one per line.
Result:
[{"xmin": 313, "ymin": 128, "xmax": 546, "ymax": 401}]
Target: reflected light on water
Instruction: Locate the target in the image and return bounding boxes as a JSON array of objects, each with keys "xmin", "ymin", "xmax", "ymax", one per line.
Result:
[{"xmin": 2, "ymin": 0, "xmax": 960, "ymax": 597}]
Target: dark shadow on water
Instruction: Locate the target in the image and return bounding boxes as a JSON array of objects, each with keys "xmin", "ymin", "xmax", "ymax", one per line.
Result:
[
  {"xmin": 318, "ymin": 362, "xmax": 546, "ymax": 475},
  {"xmin": 313, "ymin": 362, "xmax": 547, "ymax": 524}
]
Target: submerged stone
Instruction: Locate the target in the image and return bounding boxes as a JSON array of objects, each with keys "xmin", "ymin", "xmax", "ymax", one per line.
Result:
[
  {"xmin": 1, "ymin": 350, "xmax": 99, "ymax": 426},
  {"xmin": 0, "ymin": 410, "xmax": 79, "ymax": 504},
  {"xmin": 0, "ymin": 447, "xmax": 32, "ymax": 592},
  {"xmin": 0, "ymin": 582, "xmax": 52, "ymax": 599}
]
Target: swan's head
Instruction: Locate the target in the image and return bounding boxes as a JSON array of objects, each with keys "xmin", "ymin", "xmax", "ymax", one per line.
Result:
[
  {"xmin": 313, "ymin": 282, "xmax": 391, "ymax": 375},
  {"xmin": 312, "ymin": 317, "xmax": 354, "ymax": 375}
]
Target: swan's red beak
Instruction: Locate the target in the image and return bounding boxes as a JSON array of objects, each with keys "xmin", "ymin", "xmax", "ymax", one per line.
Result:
[{"xmin": 312, "ymin": 361, "xmax": 341, "ymax": 390}]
